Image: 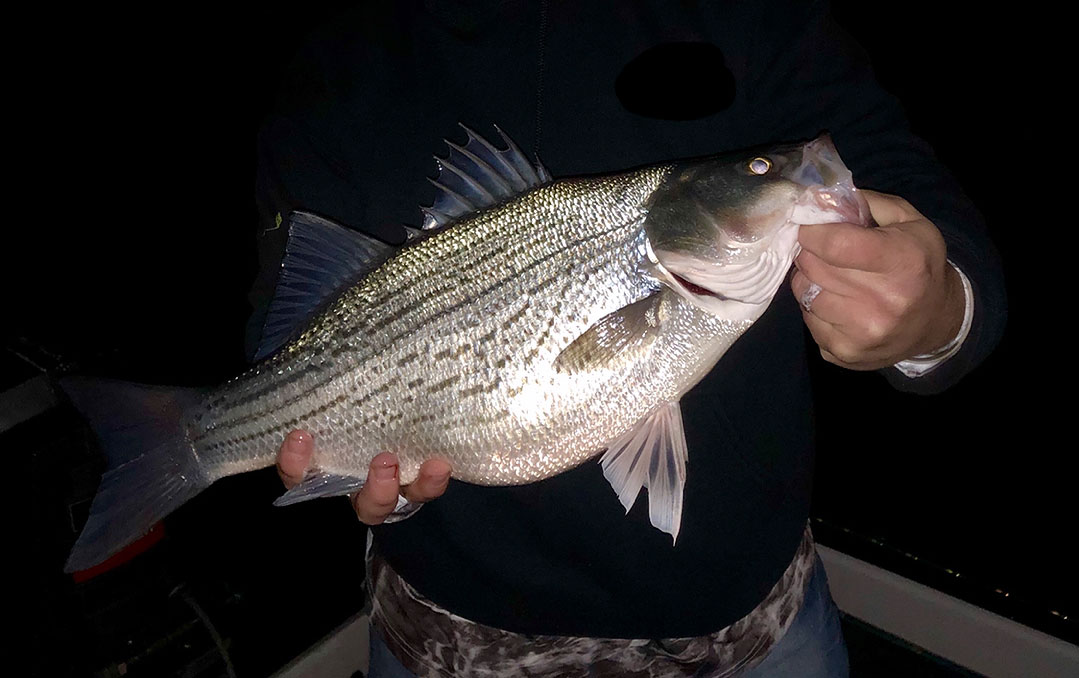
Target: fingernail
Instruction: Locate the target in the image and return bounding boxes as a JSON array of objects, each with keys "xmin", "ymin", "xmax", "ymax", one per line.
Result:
[
  {"xmin": 373, "ymin": 461, "xmax": 397, "ymax": 481},
  {"xmin": 287, "ymin": 431, "xmax": 308, "ymax": 445}
]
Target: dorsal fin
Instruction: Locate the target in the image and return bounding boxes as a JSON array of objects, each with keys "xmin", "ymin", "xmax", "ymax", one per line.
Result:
[
  {"xmin": 254, "ymin": 211, "xmax": 396, "ymax": 362},
  {"xmin": 421, "ymin": 124, "xmax": 551, "ymax": 231}
]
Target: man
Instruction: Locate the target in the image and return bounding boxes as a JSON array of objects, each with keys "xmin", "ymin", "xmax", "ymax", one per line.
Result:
[{"xmin": 255, "ymin": 3, "xmax": 1005, "ymax": 676}]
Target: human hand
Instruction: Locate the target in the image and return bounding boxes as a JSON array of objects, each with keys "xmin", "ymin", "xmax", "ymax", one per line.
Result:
[
  {"xmin": 276, "ymin": 430, "xmax": 452, "ymax": 524},
  {"xmin": 790, "ymin": 190, "xmax": 966, "ymax": 371}
]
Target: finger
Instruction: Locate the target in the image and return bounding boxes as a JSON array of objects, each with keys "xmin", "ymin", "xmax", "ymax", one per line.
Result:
[
  {"xmin": 805, "ymin": 311, "xmax": 898, "ymax": 369},
  {"xmin": 819, "ymin": 347, "xmax": 896, "ymax": 372},
  {"xmin": 351, "ymin": 453, "xmax": 402, "ymax": 525},
  {"xmin": 790, "ymin": 268, "xmax": 822, "ymax": 314},
  {"xmin": 798, "ymin": 222, "xmax": 891, "ymax": 273},
  {"xmin": 860, "ymin": 190, "xmax": 923, "ymax": 226},
  {"xmin": 790, "ymin": 268, "xmax": 850, "ymax": 324},
  {"xmin": 401, "ymin": 458, "xmax": 452, "ymax": 503},
  {"xmin": 794, "ymin": 248, "xmax": 865, "ymax": 299},
  {"xmin": 792, "ymin": 272, "xmax": 863, "ymax": 328},
  {"xmin": 801, "ymin": 285, "xmax": 901, "ymax": 353},
  {"xmin": 807, "ymin": 319, "xmax": 871, "ymax": 367},
  {"xmin": 277, "ymin": 430, "xmax": 314, "ymax": 489}
]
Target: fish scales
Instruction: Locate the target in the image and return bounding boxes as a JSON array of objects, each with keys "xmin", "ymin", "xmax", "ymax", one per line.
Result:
[
  {"xmin": 191, "ymin": 168, "xmax": 674, "ymax": 485},
  {"xmin": 63, "ymin": 131, "xmax": 875, "ymax": 571}
]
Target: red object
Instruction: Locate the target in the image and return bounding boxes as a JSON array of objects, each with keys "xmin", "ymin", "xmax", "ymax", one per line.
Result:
[{"xmin": 70, "ymin": 522, "xmax": 166, "ymax": 583}]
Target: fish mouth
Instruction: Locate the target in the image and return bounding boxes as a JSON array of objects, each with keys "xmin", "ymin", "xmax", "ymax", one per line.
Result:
[
  {"xmin": 787, "ymin": 135, "xmax": 876, "ymax": 228},
  {"xmin": 670, "ymin": 272, "xmax": 725, "ymax": 299},
  {"xmin": 791, "ymin": 185, "xmax": 876, "ymax": 227}
]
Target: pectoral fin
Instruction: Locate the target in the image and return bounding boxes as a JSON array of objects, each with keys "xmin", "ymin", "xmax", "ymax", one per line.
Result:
[
  {"xmin": 554, "ymin": 292, "xmax": 669, "ymax": 374},
  {"xmin": 600, "ymin": 401, "xmax": 688, "ymax": 543}
]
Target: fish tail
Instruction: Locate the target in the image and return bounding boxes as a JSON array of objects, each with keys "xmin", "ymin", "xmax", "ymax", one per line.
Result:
[{"xmin": 61, "ymin": 377, "xmax": 209, "ymax": 573}]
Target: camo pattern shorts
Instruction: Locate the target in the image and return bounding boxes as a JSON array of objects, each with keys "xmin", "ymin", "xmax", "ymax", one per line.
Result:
[{"xmin": 366, "ymin": 524, "xmax": 817, "ymax": 678}]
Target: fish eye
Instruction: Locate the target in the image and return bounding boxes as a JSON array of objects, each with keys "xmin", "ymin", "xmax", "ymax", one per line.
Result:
[{"xmin": 748, "ymin": 157, "xmax": 772, "ymax": 175}]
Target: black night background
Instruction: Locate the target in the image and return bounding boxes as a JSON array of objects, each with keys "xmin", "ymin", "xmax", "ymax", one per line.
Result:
[{"xmin": 8, "ymin": 3, "xmax": 1068, "ymax": 676}]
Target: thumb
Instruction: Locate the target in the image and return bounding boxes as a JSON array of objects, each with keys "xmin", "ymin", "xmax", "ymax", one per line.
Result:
[{"xmin": 860, "ymin": 189, "xmax": 923, "ymax": 226}]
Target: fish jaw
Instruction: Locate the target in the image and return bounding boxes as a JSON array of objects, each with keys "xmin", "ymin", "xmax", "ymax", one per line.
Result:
[{"xmin": 786, "ymin": 134, "xmax": 875, "ymax": 228}]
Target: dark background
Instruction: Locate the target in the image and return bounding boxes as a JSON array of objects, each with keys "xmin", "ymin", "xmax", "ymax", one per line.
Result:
[{"xmin": 11, "ymin": 2, "xmax": 1068, "ymax": 676}]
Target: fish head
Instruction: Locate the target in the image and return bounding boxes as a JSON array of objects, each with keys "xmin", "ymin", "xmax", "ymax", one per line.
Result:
[{"xmin": 642, "ymin": 134, "xmax": 873, "ymax": 321}]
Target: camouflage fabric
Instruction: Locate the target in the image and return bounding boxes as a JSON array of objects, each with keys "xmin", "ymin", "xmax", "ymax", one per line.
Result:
[{"xmin": 368, "ymin": 524, "xmax": 816, "ymax": 678}]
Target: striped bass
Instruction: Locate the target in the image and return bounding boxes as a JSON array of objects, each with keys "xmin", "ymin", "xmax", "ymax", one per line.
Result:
[{"xmin": 63, "ymin": 127, "xmax": 872, "ymax": 572}]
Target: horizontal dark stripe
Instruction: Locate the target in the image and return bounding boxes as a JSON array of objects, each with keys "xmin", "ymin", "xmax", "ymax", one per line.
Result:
[
  {"xmin": 459, "ymin": 382, "xmax": 499, "ymax": 398},
  {"xmin": 198, "ymin": 191, "xmax": 650, "ymax": 445},
  {"xmin": 426, "ymin": 375, "xmax": 460, "ymax": 393}
]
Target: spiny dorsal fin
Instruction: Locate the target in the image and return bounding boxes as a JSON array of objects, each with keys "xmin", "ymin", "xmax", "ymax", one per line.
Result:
[
  {"xmin": 254, "ymin": 211, "xmax": 397, "ymax": 362},
  {"xmin": 421, "ymin": 124, "xmax": 551, "ymax": 231}
]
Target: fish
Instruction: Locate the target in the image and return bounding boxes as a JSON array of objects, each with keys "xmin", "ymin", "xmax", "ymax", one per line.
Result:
[{"xmin": 62, "ymin": 126, "xmax": 873, "ymax": 572}]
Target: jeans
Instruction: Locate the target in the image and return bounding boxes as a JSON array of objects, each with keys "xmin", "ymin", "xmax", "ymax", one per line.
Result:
[
  {"xmin": 737, "ymin": 556, "xmax": 849, "ymax": 677},
  {"xmin": 368, "ymin": 556, "xmax": 849, "ymax": 678}
]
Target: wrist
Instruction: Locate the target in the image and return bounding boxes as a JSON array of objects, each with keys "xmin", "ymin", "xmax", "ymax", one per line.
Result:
[
  {"xmin": 894, "ymin": 262, "xmax": 973, "ymax": 377},
  {"xmin": 911, "ymin": 262, "xmax": 966, "ymax": 359}
]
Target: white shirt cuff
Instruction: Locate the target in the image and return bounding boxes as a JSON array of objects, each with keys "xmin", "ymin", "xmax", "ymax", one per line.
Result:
[{"xmin": 893, "ymin": 262, "xmax": 974, "ymax": 378}]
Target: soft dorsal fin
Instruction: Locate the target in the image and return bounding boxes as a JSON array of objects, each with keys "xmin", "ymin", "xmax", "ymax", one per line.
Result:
[
  {"xmin": 421, "ymin": 124, "xmax": 551, "ymax": 231},
  {"xmin": 254, "ymin": 211, "xmax": 397, "ymax": 362}
]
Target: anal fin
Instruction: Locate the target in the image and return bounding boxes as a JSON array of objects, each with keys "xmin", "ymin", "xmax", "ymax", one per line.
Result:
[
  {"xmin": 600, "ymin": 401, "xmax": 688, "ymax": 543},
  {"xmin": 273, "ymin": 470, "xmax": 366, "ymax": 506}
]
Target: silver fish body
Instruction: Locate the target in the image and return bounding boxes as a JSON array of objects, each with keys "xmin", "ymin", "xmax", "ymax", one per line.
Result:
[
  {"xmin": 195, "ymin": 168, "xmax": 733, "ymax": 484},
  {"xmin": 64, "ymin": 131, "xmax": 871, "ymax": 571}
]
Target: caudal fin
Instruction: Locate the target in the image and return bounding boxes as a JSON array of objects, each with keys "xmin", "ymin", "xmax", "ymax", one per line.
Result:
[{"xmin": 62, "ymin": 378, "xmax": 209, "ymax": 572}]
